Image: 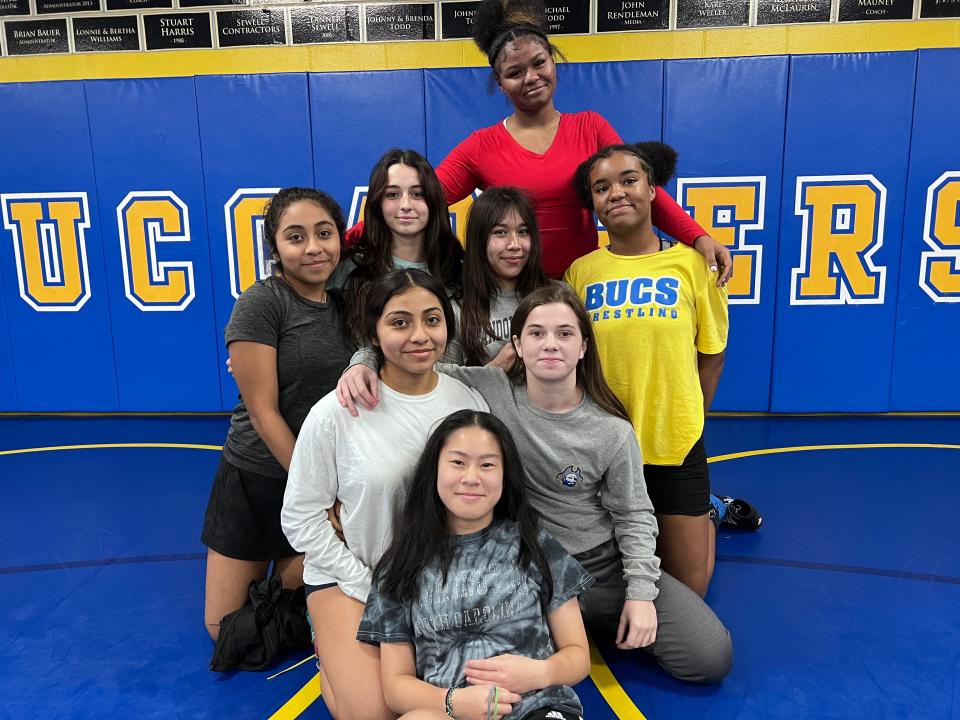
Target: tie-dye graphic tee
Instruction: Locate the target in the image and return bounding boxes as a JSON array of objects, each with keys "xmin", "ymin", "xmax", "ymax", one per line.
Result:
[{"xmin": 357, "ymin": 519, "xmax": 592, "ymax": 718}]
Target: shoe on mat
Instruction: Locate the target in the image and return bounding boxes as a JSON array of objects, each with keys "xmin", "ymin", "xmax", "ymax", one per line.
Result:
[{"xmin": 714, "ymin": 495, "xmax": 763, "ymax": 530}]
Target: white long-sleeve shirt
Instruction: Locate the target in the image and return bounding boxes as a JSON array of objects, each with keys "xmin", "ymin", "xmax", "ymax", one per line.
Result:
[{"xmin": 282, "ymin": 374, "xmax": 487, "ymax": 602}]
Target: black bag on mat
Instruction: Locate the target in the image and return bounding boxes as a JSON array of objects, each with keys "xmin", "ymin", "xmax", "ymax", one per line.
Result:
[{"xmin": 209, "ymin": 576, "xmax": 312, "ymax": 672}]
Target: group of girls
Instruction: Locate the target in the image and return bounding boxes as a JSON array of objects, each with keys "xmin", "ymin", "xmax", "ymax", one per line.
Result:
[{"xmin": 200, "ymin": 0, "xmax": 742, "ymax": 716}]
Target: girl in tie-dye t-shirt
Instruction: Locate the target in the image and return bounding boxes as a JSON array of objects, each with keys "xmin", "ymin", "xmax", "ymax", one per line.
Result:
[{"xmin": 357, "ymin": 410, "xmax": 592, "ymax": 720}]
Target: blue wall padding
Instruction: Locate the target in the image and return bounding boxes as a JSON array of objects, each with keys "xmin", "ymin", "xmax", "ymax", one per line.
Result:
[
  {"xmin": 664, "ymin": 56, "xmax": 789, "ymax": 412},
  {"xmin": 0, "ymin": 50, "xmax": 958, "ymax": 412},
  {"xmin": 424, "ymin": 67, "xmax": 505, "ymax": 163},
  {"xmin": 195, "ymin": 73, "xmax": 316, "ymax": 411},
  {"xmin": 0, "ymin": 81, "xmax": 119, "ymax": 411},
  {"xmin": 890, "ymin": 49, "xmax": 960, "ymax": 411},
  {"xmin": 85, "ymin": 77, "xmax": 221, "ymax": 411},
  {"xmin": 556, "ymin": 60, "xmax": 664, "ymax": 143},
  {"xmin": 309, "ymin": 70, "xmax": 426, "ymax": 222},
  {"xmin": 0, "ymin": 261, "xmax": 18, "ymax": 409},
  {"xmin": 771, "ymin": 52, "xmax": 917, "ymax": 412}
]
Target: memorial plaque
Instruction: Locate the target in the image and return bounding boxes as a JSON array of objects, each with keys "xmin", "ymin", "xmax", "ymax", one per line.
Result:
[
  {"xmin": 365, "ymin": 3, "xmax": 436, "ymax": 40},
  {"xmin": 677, "ymin": 0, "xmax": 748, "ymax": 27},
  {"xmin": 179, "ymin": 0, "xmax": 244, "ymax": 9},
  {"xmin": 543, "ymin": 0, "xmax": 589, "ymax": 33},
  {"xmin": 4, "ymin": 18, "xmax": 69, "ymax": 54},
  {"xmin": 144, "ymin": 11, "xmax": 212, "ymax": 49},
  {"xmin": 36, "ymin": 0, "xmax": 99, "ymax": 13},
  {"xmin": 839, "ymin": 0, "xmax": 912, "ymax": 20},
  {"xmin": 440, "ymin": 0, "xmax": 478, "ymax": 39},
  {"xmin": 0, "ymin": 0, "xmax": 30, "ymax": 17},
  {"xmin": 757, "ymin": 0, "xmax": 830, "ymax": 22},
  {"xmin": 596, "ymin": 0, "xmax": 668, "ymax": 31},
  {"xmin": 107, "ymin": 0, "xmax": 171, "ymax": 9},
  {"xmin": 920, "ymin": 0, "xmax": 960, "ymax": 16},
  {"xmin": 73, "ymin": 15, "xmax": 141, "ymax": 51},
  {"xmin": 291, "ymin": 5, "xmax": 360, "ymax": 43},
  {"xmin": 216, "ymin": 8, "xmax": 286, "ymax": 46}
]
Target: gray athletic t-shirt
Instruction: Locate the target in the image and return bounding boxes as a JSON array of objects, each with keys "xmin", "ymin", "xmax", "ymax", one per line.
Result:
[
  {"xmin": 357, "ymin": 519, "xmax": 592, "ymax": 718},
  {"xmin": 223, "ymin": 276, "xmax": 353, "ymax": 478},
  {"xmin": 478, "ymin": 289, "xmax": 520, "ymax": 363}
]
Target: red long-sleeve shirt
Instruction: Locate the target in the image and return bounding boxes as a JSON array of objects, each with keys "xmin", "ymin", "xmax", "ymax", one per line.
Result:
[
  {"xmin": 346, "ymin": 111, "xmax": 706, "ymax": 278},
  {"xmin": 437, "ymin": 111, "xmax": 705, "ymax": 278}
]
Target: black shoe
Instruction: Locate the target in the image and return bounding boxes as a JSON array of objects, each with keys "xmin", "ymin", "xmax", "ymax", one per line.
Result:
[{"xmin": 715, "ymin": 495, "xmax": 763, "ymax": 530}]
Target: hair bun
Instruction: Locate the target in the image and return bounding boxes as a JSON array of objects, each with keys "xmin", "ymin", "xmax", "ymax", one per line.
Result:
[
  {"xmin": 633, "ymin": 141, "xmax": 678, "ymax": 186},
  {"xmin": 473, "ymin": 0, "xmax": 548, "ymax": 59}
]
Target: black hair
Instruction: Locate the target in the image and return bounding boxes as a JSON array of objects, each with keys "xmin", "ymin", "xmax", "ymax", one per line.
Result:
[
  {"xmin": 261, "ymin": 188, "xmax": 347, "ymax": 273},
  {"xmin": 573, "ymin": 142, "xmax": 679, "ymax": 211},
  {"xmin": 374, "ymin": 409, "xmax": 553, "ymax": 607},
  {"xmin": 461, "ymin": 187, "xmax": 548, "ymax": 366},
  {"xmin": 361, "ymin": 269, "xmax": 456, "ymax": 368},
  {"xmin": 472, "ymin": 0, "xmax": 566, "ymax": 87}
]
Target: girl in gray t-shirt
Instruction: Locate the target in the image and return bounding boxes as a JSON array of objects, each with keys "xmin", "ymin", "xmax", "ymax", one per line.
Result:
[
  {"xmin": 459, "ymin": 187, "xmax": 550, "ymax": 368},
  {"xmin": 202, "ymin": 187, "xmax": 353, "ymax": 643},
  {"xmin": 358, "ymin": 409, "xmax": 592, "ymax": 720}
]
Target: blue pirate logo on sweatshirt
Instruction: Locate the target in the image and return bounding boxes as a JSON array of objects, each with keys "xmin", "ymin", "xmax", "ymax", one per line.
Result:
[{"xmin": 556, "ymin": 465, "xmax": 583, "ymax": 488}]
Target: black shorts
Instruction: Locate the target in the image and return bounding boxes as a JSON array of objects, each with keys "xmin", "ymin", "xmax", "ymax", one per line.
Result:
[
  {"xmin": 643, "ymin": 435, "xmax": 711, "ymax": 516},
  {"xmin": 304, "ymin": 582, "xmax": 337, "ymax": 598},
  {"xmin": 201, "ymin": 454, "xmax": 300, "ymax": 562}
]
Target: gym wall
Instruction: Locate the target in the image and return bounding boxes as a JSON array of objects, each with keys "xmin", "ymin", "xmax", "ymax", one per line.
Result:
[{"xmin": 0, "ymin": 47, "xmax": 957, "ymax": 412}]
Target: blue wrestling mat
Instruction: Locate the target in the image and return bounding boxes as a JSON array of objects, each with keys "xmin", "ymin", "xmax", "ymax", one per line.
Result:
[{"xmin": 1, "ymin": 414, "xmax": 958, "ymax": 719}]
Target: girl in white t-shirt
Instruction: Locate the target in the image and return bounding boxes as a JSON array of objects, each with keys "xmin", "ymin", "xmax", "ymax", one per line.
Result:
[{"xmin": 282, "ymin": 268, "xmax": 486, "ymax": 720}]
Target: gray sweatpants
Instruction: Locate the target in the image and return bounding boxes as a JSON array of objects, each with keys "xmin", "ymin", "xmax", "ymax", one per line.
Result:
[{"xmin": 575, "ymin": 539, "xmax": 733, "ymax": 684}]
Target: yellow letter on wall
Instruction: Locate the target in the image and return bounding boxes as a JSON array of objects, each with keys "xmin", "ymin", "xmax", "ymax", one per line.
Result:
[
  {"xmin": 920, "ymin": 172, "xmax": 960, "ymax": 302},
  {"xmin": 117, "ymin": 191, "xmax": 194, "ymax": 312},
  {"xmin": 676, "ymin": 177, "xmax": 765, "ymax": 304},
  {"xmin": 1, "ymin": 193, "xmax": 92, "ymax": 312},
  {"xmin": 225, "ymin": 189, "xmax": 278, "ymax": 299},
  {"xmin": 792, "ymin": 175, "xmax": 887, "ymax": 305}
]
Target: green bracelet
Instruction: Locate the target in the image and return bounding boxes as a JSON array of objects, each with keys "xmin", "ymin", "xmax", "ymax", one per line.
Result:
[{"xmin": 444, "ymin": 686, "xmax": 456, "ymax": 718}]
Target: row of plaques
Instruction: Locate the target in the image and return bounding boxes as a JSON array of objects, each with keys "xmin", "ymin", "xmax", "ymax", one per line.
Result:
[{"xmin": 3, "ymin": 0, "xmax": 959, "ymax": 54}]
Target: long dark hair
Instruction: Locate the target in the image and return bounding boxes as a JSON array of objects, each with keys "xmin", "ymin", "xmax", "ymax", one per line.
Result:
[
  {"xmin": 261, "ymin": 187, "xmax": 346, "ymax": 274},
  {"xmin": 362, "ymin": 269, "xmax": 456, "ymax": 368},
  {"xmin": 344, "ymin": 149, "xmax": 464, "ymax": 338},
  {"xmin": 509, "ymin": 282, "xmax": 630, "ymax": 422},
  {"xmin": 461, "ymin": 187, "xmax": 549, "ymax": 366},
  {"xmin": 374, "ymin": 409, "xmax": 553, "ymax": 606}
]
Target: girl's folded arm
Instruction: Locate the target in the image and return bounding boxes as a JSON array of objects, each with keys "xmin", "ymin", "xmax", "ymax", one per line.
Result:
[
  {"xmin": 543, "ymin": 597, "xmax": 591, "ymax": 686},
  {"xmin": 380, "ymin": 643, "xmax": 520, "ymax": 719},
  {"xmin": 379, "ymin": 642, "xmax": 447, "ymax": 715}
]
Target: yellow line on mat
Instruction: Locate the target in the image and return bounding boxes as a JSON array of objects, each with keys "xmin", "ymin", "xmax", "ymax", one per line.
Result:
[
  {"xmin": 266, "ymin": 644, "xmax": 649, "ymax": 719},
  {"xmin": 709, "ymin": 442, "xmax": 960, "ymax": 463},
  {"xmin": 6, "ymin": 439, "xmax": 956, "ymax": 718},
  {"xmin": 0, "ymin": 442, "xmax": 222, "ymax": 456},
  {"xmin": 267, "ymin": 674, "xmax": 321, "ymax": 720},
  {"xmin": 589, "ymin": 641, "xmax": 648, "ymax": 720}
]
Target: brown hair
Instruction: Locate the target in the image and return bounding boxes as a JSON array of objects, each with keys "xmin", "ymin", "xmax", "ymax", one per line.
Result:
[
  {"xmin": 508, "ymin": 282, "xmax": 630, "ymax": 422},
  {"xmin": 344, "ymin": 148, "xmax": 464, "ymax": 342}
]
